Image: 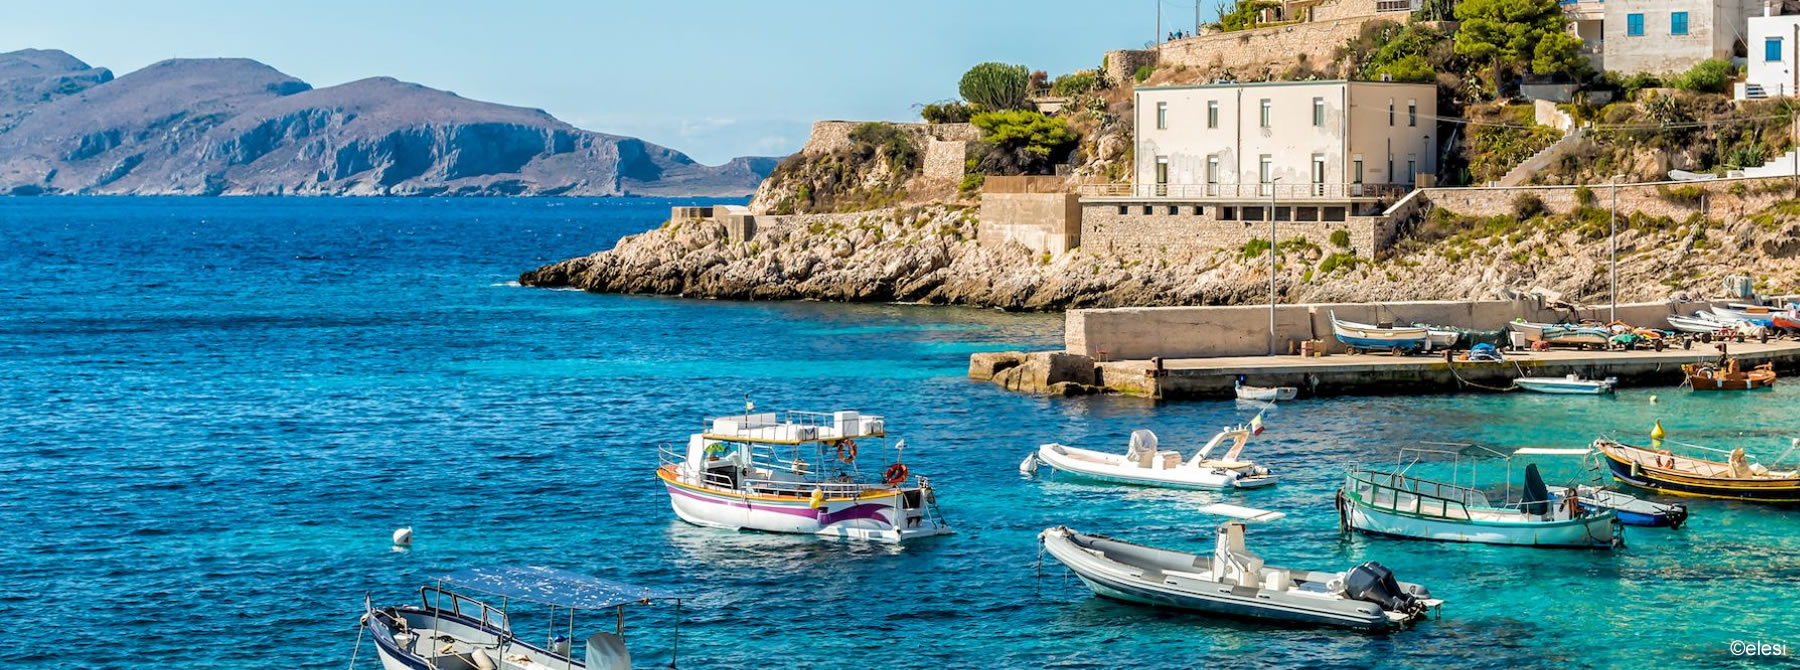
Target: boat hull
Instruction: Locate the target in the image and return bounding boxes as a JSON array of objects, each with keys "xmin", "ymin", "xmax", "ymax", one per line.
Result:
[
  {"xmin": 1342, "ymin": 498, "xmax": 1620, "ymax": 548},
  {"xmin": 658, "ymin": 469, "xmax": 950, "ymax": 542},
  {"xmin": 1036, "ymin": 447, "xmax": 1277, "ymax": 490},
  {"xmin": 1515, "ymin": 378, "xmax": 1612, "ymax": 395},
  {"xmin": 1598, "ymin": 449, "xmax": 1800, "ymax": 504},
  {"xmin": 1236, "ymin": 386, "xmax": 1297, "ymax": 401}
]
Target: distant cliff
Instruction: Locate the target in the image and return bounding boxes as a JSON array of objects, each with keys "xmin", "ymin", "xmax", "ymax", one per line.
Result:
[{"xmin": 0, "ymin": 49, "xmax": 778, "ymax": 197}]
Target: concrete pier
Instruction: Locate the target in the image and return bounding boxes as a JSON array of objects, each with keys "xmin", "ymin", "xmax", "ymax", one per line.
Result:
[{"xmin": 1094, "ymin": 341, "xmax": 1800, "ymax": 399}]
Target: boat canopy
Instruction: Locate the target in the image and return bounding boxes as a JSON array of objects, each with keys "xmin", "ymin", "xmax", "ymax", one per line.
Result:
[{"xmin": 439, "ymin": 566, "xmax": 687, "ymax": 610}]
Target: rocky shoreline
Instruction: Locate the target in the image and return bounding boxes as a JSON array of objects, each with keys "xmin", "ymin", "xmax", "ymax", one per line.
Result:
[{"xmin": 520, "ymin": 202, "xmax": 1800, "ymax": 311}]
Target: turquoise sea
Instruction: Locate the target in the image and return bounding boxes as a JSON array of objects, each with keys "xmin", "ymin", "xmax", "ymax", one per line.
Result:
[{"xmin": 3, "ymin": 197, "xmax": 1796, "ymax": 669}]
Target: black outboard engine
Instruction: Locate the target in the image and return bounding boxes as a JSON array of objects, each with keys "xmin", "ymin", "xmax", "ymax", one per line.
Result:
[{"xmin": 1344, "ymin": 561, "xmax": 1422, "ymax": 614}]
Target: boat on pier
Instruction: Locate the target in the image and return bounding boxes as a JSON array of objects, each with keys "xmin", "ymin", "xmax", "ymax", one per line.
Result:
[
  {"xmin": 657, "ymin": 408, "xmax": 951, "ymax": 542},
  {"xmin": 1329, "ymin": 311, "xmax": 1428, "ymax": 354},
  {"xmin": 1039, "ymin": 523, "xmax": 1442, "ymax": 631},
  {"xmin": 1509, "ymin": 321, "xmax": 1612, "ymax": 349}
]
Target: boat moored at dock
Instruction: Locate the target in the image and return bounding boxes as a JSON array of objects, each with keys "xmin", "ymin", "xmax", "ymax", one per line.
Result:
[
  {"xmin": 1514, "ymin": 374, "xmax": 1616, "ymax": 395},
  {"xmin": 1040, "ymin": 523, "xmax": 1442, "ymax": 631},
  {"xmin": 1549, "ymin": 484, "xmax": 1688, "ymax": 528},
  {"xmin": 1683, "ymin": 358, "xmax": 1776, "ymax": 390},
  {"xmin": 657, "ymin": 409, "xmax": 951, "ymax": 543},
  {"xmin": 1023, "ymin": 424, "xmax": 1276, "ymax": 490}
]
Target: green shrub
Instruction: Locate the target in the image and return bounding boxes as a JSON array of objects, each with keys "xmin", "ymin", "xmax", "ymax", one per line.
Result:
[
  {"xmin": 1329, "ymin": 229, "xmax": 1352, "ymax": 248},
  {"xmin": 921, "ymin": 101, "xmax": 973, "ymax": 124},
  {"xmin": 1319, "ymin": 252, "xmax": 1362, "ymax": 275},
  {"xmin": 1214, "ymin": 0, "xmax": 1281, "ymax": 31},
  {"xmin": 1133, "ymin": 64, "xmax": 1153, "ymax": 83},
  {"xmin": 1670, "ymin": 58, "xmax": 1733, "ymax": 94},
  {"xmin": 1049, "ymin": 71, "xmax": 1099, "ymax": 97},
  {"xmin": 1511, "ymin": 192, "xmax": 1547, "ymax": 219},
  {"xmin": 959, "ymin": 62, "xmax": 1031, "ymax": 111},
  {"xmin": 969, "ymin": 110, "xmax": 1080, "ymax": 175},
  {"xmin": 1657, "ymin": 184, "xmax": 1707, "ymax": 206},
  {"xmin": 849, "ymin": 122, "xmax": 920, "ymax": 175},
  {"xmin": 1573, "ymin": 184, "xmax": 1595, "ymax": 207},
  {"xmin": 1240, "ymin": 238, "xmax": 1272, "ymax": 260}
]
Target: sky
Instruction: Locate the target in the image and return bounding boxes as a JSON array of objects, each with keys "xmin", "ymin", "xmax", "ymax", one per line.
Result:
[{"xmin": 1, "ymin": 1, "xmax": 1215, "ymax": 164}]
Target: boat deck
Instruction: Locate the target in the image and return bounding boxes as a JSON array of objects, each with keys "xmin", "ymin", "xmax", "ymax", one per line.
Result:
[{"xmin": 1088, "ymin": 340, "xmax": 1800, "ymax": 399}]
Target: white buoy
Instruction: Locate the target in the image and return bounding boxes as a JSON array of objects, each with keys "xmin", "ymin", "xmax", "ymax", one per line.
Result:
[
  {"xmin": 1649, "ymin": 395, "xmax": 1659, "ymax": 404},
  {"xmin": 392, "ymin": 527, "xmax": 413, "ymax": 548}
]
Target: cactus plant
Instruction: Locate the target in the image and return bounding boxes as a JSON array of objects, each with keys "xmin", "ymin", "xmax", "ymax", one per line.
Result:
[{"xmin": 959, "ymin": 62, "xmax": 1031, "ymax": 111}]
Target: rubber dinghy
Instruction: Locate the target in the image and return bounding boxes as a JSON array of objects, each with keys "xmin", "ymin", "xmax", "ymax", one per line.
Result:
[
  {"xmin": 1023, "ymin": 426, "xmax": 1276, "ymax": 490},
  {"xmin": 1040, "ymin": 523, "xmax": 1442, "ymax": 631}
]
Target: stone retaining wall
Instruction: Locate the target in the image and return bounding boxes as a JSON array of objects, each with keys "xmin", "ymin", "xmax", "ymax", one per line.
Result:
[
  {"xmin": 1079, "ymin": 201, "xmax": 1383, "ymax": 258},
  {"xmin": 1421, "ymin": 176, "xmax": 1799, "ymax": 223},
  {"xmin": 802, "ymin": 121, "xmax": 978, "ymax": 155},
  {"xmin": 978, "ymin": 193, "xmax": 1081, "ymax": 256},
  {"xmin": 1153, "ymin": 15, "xmax": 1386, "ymax": 79}
]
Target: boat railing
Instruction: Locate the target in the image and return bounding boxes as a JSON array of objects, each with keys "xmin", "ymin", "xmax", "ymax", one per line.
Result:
[
  {"xmin": 1348, "ymin": 468, "xmax": 1486, "ymax": 520},
  {"xmin": 740, "ymin": 477, "xmax": 871, "ymax": 498},
  {"xmin": 700, "ymin": 409, "xmax": 884, "ymax": 444},
  {"xmin": 420, "ymin": 585, "xmax": 510, "ymax": 633}
]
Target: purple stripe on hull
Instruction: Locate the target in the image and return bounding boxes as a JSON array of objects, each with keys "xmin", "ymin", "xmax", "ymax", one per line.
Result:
[{"xmin": 666, "ymin": 485, "xmax": 894, "ymax": 525}]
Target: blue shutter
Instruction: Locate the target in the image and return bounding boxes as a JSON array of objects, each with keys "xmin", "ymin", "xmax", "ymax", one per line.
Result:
[
  {"xmin": 1769, "ymin": 37, "xmax": 1785, "ymax": 62},
  {"xmin": 1627, "ymin": 13, "xmax": 1643, "ymax": 36},
  {"xmin": 1671, "ymin": 12, "xmax": 1687, "ymax": 35}
]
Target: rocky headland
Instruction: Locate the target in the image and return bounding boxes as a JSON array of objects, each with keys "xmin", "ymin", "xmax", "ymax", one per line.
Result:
[
  {"xmin": 518, "ymin": 198, "xmax": 1800, "ymax": 311},
  {"xmin": 0, "ymin": 49, "xmax": 777, "ymax": 197}
]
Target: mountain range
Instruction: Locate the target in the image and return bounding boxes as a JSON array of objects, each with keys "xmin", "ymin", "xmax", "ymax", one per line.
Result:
[{"xmin": 0, "ymin": 49, "xmax": 778, "ymax": 197}]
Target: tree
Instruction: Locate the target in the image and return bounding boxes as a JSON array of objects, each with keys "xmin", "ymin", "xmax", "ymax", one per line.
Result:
[
  {"xmin": 1454, "ymin": 0, "xmax": 1584, "ymax": 87},
  {"xmin": 959, "ymin": 63, "xmax": 1031, "ymax": 111},
  {"xmin": 969, "ymin": 110, "xmax": 1079, "ymax": 175}
]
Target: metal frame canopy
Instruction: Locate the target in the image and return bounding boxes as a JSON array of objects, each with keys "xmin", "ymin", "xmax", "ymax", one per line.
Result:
[{"xmin": 439, "ymin": 566, "xmax": 687, "ymax": 610}]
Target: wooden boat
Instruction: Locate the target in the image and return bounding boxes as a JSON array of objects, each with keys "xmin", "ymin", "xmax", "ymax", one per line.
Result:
[
  {"xmin": 1509, "ymin": 321, "xmax": 1611, "ymax": 348},
  {"xmin": 1514, "ymin": 374, "xmax": 1615, "ymax": 395},
  {"xmin": 1235, "ymin": 378, "xmax": 1297, "ymax": 401},
  {"xmin": 1548, "ymin": 485, "xmax": 1688, "ymax": 528},
  {"xmin": 1592, "ymin": 438, "xmax": 1800, "ymax": 503},
  {"xmin": 1330, "ymin": 311, "xmax": 1427, "ymax": 354},
  {"xmin": 1772, "ymin": 306, "xmax": 1800, "ymax": 332},
  {"xmin": 1682, "ymin": 359, "xmax": 1776, "ymax": 390},
  {"xmin": 1039, "ymin": 524, "xmax": 1443, "ymax": 631},
  {"xmin": 1338, "ymin": 445, "xmax": 1622, "ymax": 549}
]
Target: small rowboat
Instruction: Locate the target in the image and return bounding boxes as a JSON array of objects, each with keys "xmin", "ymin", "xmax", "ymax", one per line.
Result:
[
  {"xmin": 1683, "ymin": 359, "xmax": 1776, "ymax": 390},
  {"xmin": 1330, "ymin": 311, "xmax": 1427, "ymax": 354},
  {"xmin": 1549, "ymin": 485, "xmax": 1688, "ymax": 528},
  {"xmin": 1667, "ymin": 312, "xmax": 1730, "ymax": 334},
  {"xmin": 1592, "ymin": 438, "xmax": 1800, "ymax": 503},
  {"xmin": 1515, "ymin": 375, "xmax": 1616, "ymax": 395},
  {"xmin": 1235, "ymin": 378, "xmax": 1297, "ymax": 401},
  {"xmin": 1509, "ymin": 321, "xmax": 1611, "ymax": 348}
]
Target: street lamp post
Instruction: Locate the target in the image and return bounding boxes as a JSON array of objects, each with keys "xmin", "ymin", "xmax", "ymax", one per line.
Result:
[
  {"xmin": 1269, "ymin": 177, "xmax": 1281, "ymax": 356},
  {"xmin": 1609, "ymin": 174, "xmax": 1625, "ymax": 322}
]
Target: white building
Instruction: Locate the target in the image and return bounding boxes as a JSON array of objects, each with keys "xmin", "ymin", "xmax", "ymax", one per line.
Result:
[
  {"xmin": 1572, "ymin": 0, "xmax": 1769, "ymax": 76},
  {"xmin": 1111, "ymin": 80, "xmax": 1435, "ymax": 217},
  {"xmin": 1741, "ymin": 11, "xmax": 1800, "ymax": 98}
]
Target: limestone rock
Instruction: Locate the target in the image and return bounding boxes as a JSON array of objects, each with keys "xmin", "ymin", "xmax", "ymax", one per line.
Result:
[{"xmin": 968, "ymin": 351, "xmax": 1026, "ymax": 381}]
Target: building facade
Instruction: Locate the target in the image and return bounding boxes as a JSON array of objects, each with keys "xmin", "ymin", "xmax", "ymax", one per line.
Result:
[
  {"xmin": 1742, "ymin": 12, "xmax": 1800, "ymax": 98},
  {"xmin": 1595, "ymin": 0, "xmax": 1762, "ymax": 74}
]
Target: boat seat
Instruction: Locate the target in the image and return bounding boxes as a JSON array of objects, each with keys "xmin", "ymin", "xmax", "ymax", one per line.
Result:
[
  {"xmin": 1212, "ymin": 523, "xmax": 1264, "ymax": 587},
  {"xmin": 1261, "ymin": 569, "xmax": 1290, "ymax": 592}
]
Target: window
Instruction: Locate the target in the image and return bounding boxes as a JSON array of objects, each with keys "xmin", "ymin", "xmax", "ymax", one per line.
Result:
[
  {"xmin": 1407, "ymin": 100, "xmax": 1417, "ymax": 127},
  {"xmin": 1206, "ymin": 156, "xmax": 1220, "ymax": 195},
  {"xmin": 1156, "ymin": 101, "xmax": 1168, "ymax": 129},
  {"xmin": 1312, "ymin": 97, "xmax": 1325, "ymax": 126},
  {"xmin": 1192, "ymin": 206, "xmax": 1205, "ymax": 216},
  {"xmin": 1221, "ymin": 206, "xmax": 1237, "ymax": 221},
  {"xmin": 1117, "ymin": 205, "xmax": 1128, "ymax": 215},
  {"xmin": 1207, "ymin": 100, "xmax": 1219, "ymax": 128},
  {"xmin": 1311, "ymin": 154, "xmax": 1326, "ymax": 195},
  {"xmin": 1671, "ymin": 11, "xmax": 1687, "ymax": 35},
  {"xmin": 1353, "ymin": 158, "xmax": 1364, "ymax": 184},
  {"xmin": 1769, "ymin": 37, "xmax": 1784, "ymax": 62},
  {"xmin": 1155, "ymin": 156, "xmax": 1169, "ymax": 186},
  {"xmin": 1142, "ymin": 205, "xmax": 1153, "ymax": 215},
  {"xmin": 1388, "ymin": 99, "xmax": 1395, "ymax": 126},
  {"xmin": 1626, "ymin": 13, "xmax": 1643, "ymax": 36},
  {"xmin": 1388, "ymin": 158, "xmax": 1395, "ymax": 182},
  {"xmin": 1407, "ymin": 159, "xmax": 1417, "ymax": 184},
  {"xmin": 1259, "ymin": 155, "xmax": 1273, "ymax": 195},
  {"xmin": 1259, "ymin": 99, "xmax": 1271, "ymax": 127}
]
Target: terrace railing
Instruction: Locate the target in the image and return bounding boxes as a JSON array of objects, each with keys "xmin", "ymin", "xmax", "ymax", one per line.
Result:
[{"xmin": 1075, "ymin": 182, "xmax": 1409, "ymax": 200}]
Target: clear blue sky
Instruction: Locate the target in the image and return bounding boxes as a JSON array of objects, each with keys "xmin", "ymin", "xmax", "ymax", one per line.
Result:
[{"xmin": 1, "ymin": 1, "xmax": 1215, "ymax": 164}]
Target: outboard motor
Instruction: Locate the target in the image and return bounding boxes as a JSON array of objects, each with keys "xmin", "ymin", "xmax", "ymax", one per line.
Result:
[
  {"xmin": 1523, "ymin": 463, "xmax": 1552, "ymax": 516},
  {"xmin": 1343, "ymin": 561, "xmax": 1422, "ymax": 614}
]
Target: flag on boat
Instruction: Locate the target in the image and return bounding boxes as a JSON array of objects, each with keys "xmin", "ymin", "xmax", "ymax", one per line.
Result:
[{"xmin": 1250, "ymin": 411, "xmax": 1266, "ymax": 436}]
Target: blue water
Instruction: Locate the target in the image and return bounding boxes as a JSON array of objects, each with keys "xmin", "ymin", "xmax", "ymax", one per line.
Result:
[{"xmin": 3, "ymin": 197, "xmax": 1797, "ymax": 669}]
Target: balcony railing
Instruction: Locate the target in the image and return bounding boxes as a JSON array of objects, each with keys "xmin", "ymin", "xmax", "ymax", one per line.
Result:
[
  {"xmin": 1375, "ymin": 0, "xmax": 1420, "ymax": 12},
  {"xmin": 1075, "ymin": 182, "xmax": 1410, "ymax": 200}
]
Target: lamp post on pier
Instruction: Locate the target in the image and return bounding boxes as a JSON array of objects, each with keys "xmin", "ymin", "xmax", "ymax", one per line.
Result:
[
  {"xmin": 1269, "ymin": 176, "xmax": 1281, "ymax": 356},
  {"xmin": 1609, "ymin": 174, "xmax": 1626, "ymax": 322}
]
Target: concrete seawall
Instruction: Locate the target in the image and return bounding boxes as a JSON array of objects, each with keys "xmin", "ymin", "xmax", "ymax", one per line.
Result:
[{"xmin": 1066, "ymin": 298, "xmax": 1698, "ymax": 360}]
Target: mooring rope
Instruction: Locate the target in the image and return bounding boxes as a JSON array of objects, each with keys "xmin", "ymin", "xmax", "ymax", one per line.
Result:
[{"xmin": 1444, "ymin": 351, "xmax": 1518, "ymax": 392}]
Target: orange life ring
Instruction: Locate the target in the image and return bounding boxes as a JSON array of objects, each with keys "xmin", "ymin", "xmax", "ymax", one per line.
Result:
[
  {"xmin": 836, "ymin": 439, "xmax": 858, "ymax": 463},
  {"xmin": 883, "ymin": 463, "xmax": 909, "ymax": 486}
]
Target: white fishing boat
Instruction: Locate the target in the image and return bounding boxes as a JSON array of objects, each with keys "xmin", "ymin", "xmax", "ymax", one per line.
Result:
[
  {"xmin": 1329, "ymin": 311, "xmax": 1428, "ymax": 353},
  {"xmin": 1423, "ymin": 327, "xmax": 1460, "ymax": 350},
  {"xmin": 657, "ymin": 408, "xmax": 951, "ymax": 543},
  {"xmin": 1337, "ymin": 445, "xmax": 1623, "ymax": 549},
  {"xmin": 1039, "ymin": 523, "xmax": 1442, "ymax": 631},
  {"xmin": 1235, "ymin": 377, "xmax": 1297, "ymax": 401},
  {"xmin": 1709, "ymin": 303, "xmax": 1777, "ymax": 327},
  {"xmin": 358, "ymin": 566, "xmax": 689, "ymax": 670},
  {"xmin": 1514, "ymin": 374, "xmax": 1616, "ymax": 395},
  {"xmin": 1022, "ymin": 425, "xmax": 1276, "ymax": 490},
  {"xmin": 1509, "ymin": 321, "xmax": 1611, "ymax": 348},
  {"xmin": 1666, "ymin": 311, "xmax": 1730, "ymax": 334}
]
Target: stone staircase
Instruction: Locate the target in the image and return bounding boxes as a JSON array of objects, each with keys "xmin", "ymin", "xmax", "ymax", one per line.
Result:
[
  {"xmin": 1740, "ymin": 148, "xmax": 1800, "ymax": 177},
  {"xmin": 1496, "ymin": 128, "xmax": 1586, "ymax": 187}
]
